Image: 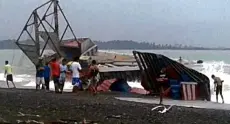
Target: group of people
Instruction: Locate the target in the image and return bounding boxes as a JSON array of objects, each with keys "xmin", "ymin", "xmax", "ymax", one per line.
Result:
[
  {"xmin": 35, "ymin": 56, "xmax": 99, "ymax": 94},
  {"xmin": 3, "ymin": 56, "xmax": 100, "ymax": 94},
  {"xmin": 36, "ymin": 58, "xmax": 60, "ymax": 93},
  {"xmin": 35, "ymin": 56, "xmax": 81, "ymax": 93}
]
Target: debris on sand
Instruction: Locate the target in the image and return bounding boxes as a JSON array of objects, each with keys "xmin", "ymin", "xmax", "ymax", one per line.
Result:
[
  {"xmin": 151, "ymin": 105, "xmax": 173, "ymax": 114},
  {"xmin": 17, "ymin": 112, "xmax": 41, "ymax": 117},
  {"xmin": 16, "ymin": 120, "xmax": 44, "ymax": 124}
]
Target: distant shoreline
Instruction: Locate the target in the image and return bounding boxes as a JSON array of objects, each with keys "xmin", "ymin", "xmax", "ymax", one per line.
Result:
[
  {"xmin": 99, "ymin": 48, "xmax": 230, "ymax": 51},
  {"xmin": 2, "ymin": 48, "xmax": 230, "ymax": 51},
  {"xmin": 1, "ymin": 39, "xmax": 230, "ymax": 50}
]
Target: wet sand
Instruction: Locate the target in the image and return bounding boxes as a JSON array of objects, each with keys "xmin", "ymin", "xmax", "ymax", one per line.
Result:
[{"xmin": 0, "ymin": 88, "xmax": 230, "ymax": 124}]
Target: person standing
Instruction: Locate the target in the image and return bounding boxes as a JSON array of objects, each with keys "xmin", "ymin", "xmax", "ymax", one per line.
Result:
[
  {"xmin": 59, "ymin": 59, "xmax": 68, "ymax": 93},
  {"xmin": 156, "ymin": 68, "xmax": 168, "ymax": 104},
  {"xmin": 211, "ymin": 74, "xmax": 224, "ymax": 103},
  {"xmin": 88, "ymin": 60, "xmax": 99, "ymax": 94},
  {"xmin": 43, "ymin": 62, "xmax": 51, "ymax": 90},
  {"xmin": 36, "ymin": 58, "xmax": 45, "ymax": 90},
  {"xmin": 4, "ymin": 60, "xmax": 16, "ymax": 88},
  {"xmin": 70, "ymin": 56, "xmax": 82, "ymax": 91},
  {"xmin": 50, "ymin": 57, "xmax": 60, "ymax": 93},
  {"xmin": 178, "ymin": 56, "xmax": 182, "ymax": 63}
]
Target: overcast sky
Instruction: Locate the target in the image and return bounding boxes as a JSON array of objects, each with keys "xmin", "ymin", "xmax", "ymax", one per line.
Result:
[{"xmin": 1, "ymin": 0, "xmax": 230, "ymax": 47}]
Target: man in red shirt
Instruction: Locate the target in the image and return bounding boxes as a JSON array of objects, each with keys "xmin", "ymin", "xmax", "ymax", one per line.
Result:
[{"xmin": 50, "ymin": 57, "xmax": 60, "ymax": 93}]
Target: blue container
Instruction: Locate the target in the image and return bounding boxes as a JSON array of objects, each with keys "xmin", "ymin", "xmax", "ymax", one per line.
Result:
[
  {"xmin": 170, "ymin": 79, "xmax": 180, "ymax": 85},
  {"xmin": 170, "ymin": 83, "xmax": 181, "ymax": 100}
]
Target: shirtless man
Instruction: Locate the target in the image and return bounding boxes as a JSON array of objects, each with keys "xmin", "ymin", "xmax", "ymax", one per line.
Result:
[
  {"xmin": 88, "ymin": 60, "xmax": 100, "ymax": 94},
  {"xmin": 211, "ymin": 74, "xmax": 224, "ymax": 103},
  {"xmin": 157, "ymin": 68, "xmax": 168, "ymax": 104}
]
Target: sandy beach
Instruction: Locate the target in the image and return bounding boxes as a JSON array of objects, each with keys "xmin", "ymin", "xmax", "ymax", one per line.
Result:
[{"xmin": 0, "ymin": 88, "xmax": 229, "ymax": 124}]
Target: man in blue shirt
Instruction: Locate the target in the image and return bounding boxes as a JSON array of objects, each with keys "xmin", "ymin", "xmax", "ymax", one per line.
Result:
[
  {"xmin": 43, "ymin": 62, "xmax": 51, "ymax": 90},
  {"xmin": 36, "ymin": 58, "xmax": 45, "ymax": 90}
]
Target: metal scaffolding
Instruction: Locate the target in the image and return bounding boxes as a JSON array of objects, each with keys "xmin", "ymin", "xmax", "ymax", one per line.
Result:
[{"xmin": 15, "ymin": 0, "xmax": 77, "ymax": 65}]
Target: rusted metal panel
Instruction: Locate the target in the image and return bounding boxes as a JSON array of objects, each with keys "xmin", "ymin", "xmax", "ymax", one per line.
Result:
[
  {"xmin": 99, "ymin": 70, "xmax": 140, "ymax": 81},
  {"xmin": 99, "ymin": 66, "xmax": 139, "ymax": 72},
  {"xmin": 133, "ymin": 51, "xmax": 211, "ymax": 101}
]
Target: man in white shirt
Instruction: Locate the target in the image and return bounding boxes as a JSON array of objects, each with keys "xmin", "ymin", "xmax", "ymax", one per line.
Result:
[
  {"xmin": 70, "ymin": 56, "xmax": 82, "ymax": 90},
  {"xmin": 59, "ymin": 59, "xmax": 68, "ymax": 93}
]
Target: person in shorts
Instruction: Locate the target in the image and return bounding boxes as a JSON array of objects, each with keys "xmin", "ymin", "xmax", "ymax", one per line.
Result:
[
  {"xmin": 59, "ymin": 59, "xmax": 67, "ymax": 93},
  {"xmin": 211, "ymin": 74, "xmax": 224, "ymax": 103},
  {"xmin": 4, "ymin": 60, "xmax": 16, "ymax": 88},
  {"xmin": 50, "ymin": 57, "xmax": 60, "ymax": 93},
  {"xmin": 70, "ymin": 56, "xmax": 82, "ymax": 91},
  {"xmin": 88, "ymin": 60, "xmax": 100, "ymax": 94},
  {"xmin": 157, "ymin": 68, "xmax": 168, "ymax": 104},
  {"xmin": 36, "ymin": 58, "xmax": 45, "ymax": 90}
]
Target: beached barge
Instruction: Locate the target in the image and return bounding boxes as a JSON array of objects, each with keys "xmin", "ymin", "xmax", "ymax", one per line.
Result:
[{"xmin": 133, "ymin": 51, "xmax": 211, "ymax": 101}]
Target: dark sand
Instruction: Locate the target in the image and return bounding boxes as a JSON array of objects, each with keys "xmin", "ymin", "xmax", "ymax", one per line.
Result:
[{"xmin": 0, "ymin": 88, "xmax": 230, "ymax": 124}]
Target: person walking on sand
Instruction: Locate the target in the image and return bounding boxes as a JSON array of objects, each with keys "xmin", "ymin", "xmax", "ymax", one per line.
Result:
[
  {"xmin": 211, "ymin": 74, "xmax": 224, "ymax": 103},
  {"xmin": 50, "ymin": 57, "xmax": 60, "ymax": 93},
  {"xmin": 157, "ymin": 68, "xmax": 168, "ymax": 104},
  {"xmin": 4, "ymin": 60, "xmax": 16, "ymax": 88},
  {"xmin": 59, "ymin": 59, "xmax": 68, "ymax": 93},
  {"xmin": 36, "ymin": 58, "xmax": 46, "ymax": 90},
  {"xmin": 70, "ymin": 56, "xmax": 82, "ymax": 92},
  {"xmin": 43, "ymin": 62, "xmax": 50, "ymax": 90},
  {"xmin": 88, "ymin": 60, "xmax": 100, "ymax": 94}
]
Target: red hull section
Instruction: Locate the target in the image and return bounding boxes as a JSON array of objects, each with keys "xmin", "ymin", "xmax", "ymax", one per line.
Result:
[{"xmin": 96, "ymin": 79, "xmax": 149, "ymax": 95}]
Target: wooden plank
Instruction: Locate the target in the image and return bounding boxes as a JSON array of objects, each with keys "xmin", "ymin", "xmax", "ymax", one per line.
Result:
[
  {"xmin": 113, "ymin": 62, "xmax": 138, "ymax": 66},
  {"xmin": 99, "ymin": 66, "xmax": 139, "ymax": 72},
  {"xmin": 90, "ymin": 52, "xmax": 135, "ymax": 63}
]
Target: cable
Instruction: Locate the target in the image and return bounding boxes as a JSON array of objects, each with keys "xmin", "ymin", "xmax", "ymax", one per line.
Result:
[{"xmin": 11, "ymin": 40, "xmax": 17, "ymax": 66}]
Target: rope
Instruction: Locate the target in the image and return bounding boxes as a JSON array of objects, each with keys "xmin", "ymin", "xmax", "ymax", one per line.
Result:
[
  {"xmin": 11, "ymin": 41, "xmax": 17, "ymax": 66},
  {"xmin": 12, "ymin": 24, "xmax": 33, "ymax": 66}
]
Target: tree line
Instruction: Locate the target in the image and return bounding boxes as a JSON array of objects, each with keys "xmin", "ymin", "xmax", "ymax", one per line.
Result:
[
  {"xmin": 0, "ymin": 39, "xmax": 229, "ymax": 50},
  {"xmin": 94, "ymin": 40, "xmax": 229, "ymax": 50}
]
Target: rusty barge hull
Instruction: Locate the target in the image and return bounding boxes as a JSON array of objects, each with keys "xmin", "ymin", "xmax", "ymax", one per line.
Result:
[
  {"xmin": 99, "ymin": 66, "xmax": 140, "ymax": 81},
  {"xmin": 133, "ymin": 51, "xmax": 211, "ymax": 101}
]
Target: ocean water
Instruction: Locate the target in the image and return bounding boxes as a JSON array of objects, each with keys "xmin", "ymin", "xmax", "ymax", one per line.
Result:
[{"xmin": 0, "ymin": 49, "xmax": 229, "ymax": 103}]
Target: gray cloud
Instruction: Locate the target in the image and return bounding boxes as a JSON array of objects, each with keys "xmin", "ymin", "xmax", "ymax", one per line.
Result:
[{"xmin": 0, "ymin": 0, "xmax": 230, "ymax": 47}]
